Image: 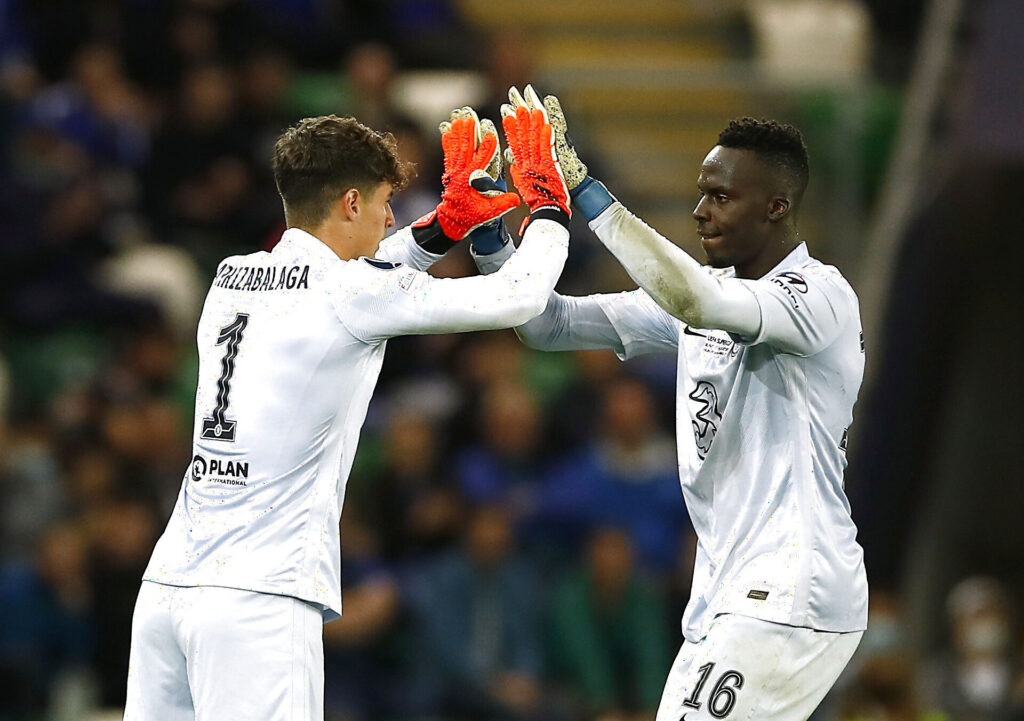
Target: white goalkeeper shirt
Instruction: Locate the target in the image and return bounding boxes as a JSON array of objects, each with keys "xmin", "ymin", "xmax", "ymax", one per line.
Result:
[
  {"xmin": 144, "ymin": 221, "xmax": 569, "ymax": 620},
  {"xmin": 505, "ymin": 206, "xmax": 868, "ymax": 642}
]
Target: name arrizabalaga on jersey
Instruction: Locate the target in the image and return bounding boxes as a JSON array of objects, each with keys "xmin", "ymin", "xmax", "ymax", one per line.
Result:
[{"xmin": 213, "ymin": 263, "xmax": 311, "ymax": 292}]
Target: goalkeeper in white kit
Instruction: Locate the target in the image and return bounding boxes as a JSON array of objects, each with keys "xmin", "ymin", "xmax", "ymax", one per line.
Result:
[
  {"xmin": 123, "ymin": 101, "xmax": 575, "ymax": 721},
  {"xmin": 481, "ymin": 86, "xmax": 868, "ymax": 721}
]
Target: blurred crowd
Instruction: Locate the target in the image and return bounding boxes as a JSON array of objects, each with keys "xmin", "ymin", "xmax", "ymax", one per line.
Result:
[{"xmin": 0, "ymin": 1, "xmax": 1022, "ymax": 721}]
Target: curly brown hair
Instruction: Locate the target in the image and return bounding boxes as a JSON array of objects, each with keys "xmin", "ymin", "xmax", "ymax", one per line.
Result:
[{"xmin": 272, "ymin": 115, "xmax": 413, "ymax": 228}]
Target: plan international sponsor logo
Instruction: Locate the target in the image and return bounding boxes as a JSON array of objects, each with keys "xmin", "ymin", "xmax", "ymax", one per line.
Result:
[{"xmin": 191, "ymin": 454, "xmax": 251, "ymax": 486}]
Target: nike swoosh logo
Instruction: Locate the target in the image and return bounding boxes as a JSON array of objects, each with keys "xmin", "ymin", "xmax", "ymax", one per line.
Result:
[{"xmin": 683, "ymin": 326, "xmax": 708, "ymax": 339}]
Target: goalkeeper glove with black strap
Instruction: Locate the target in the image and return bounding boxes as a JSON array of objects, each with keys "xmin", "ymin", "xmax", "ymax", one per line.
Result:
[
  {"xmin": 501, "ymin": 85, "xmax": 571, "ymax": 232},
  {"xmin": 412, "ymin": 106, "xmax": 520, "ymax": 252}
]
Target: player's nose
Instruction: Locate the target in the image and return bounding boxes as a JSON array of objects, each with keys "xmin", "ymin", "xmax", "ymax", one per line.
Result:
[
  {"xmin": 385, "ymin": 203, "xmax": 395, "ymax": 228},
  {"xmin": 692, "ymin": 195, "xmax": 710, "ymax": 221}
]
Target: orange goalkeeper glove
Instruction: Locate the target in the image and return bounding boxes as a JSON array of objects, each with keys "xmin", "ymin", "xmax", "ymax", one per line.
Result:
[
  {"xmin": 501, "ymin": 85, "xmax": 571, "ymax": 229},
  {"xmin": 411, "ymin": 107, "xmax": 520, "ymax": 252}
]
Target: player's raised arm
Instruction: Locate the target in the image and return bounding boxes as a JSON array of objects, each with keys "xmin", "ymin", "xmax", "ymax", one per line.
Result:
[
  {"xmin": 514, "ymin": 288, "xmax": 680, "ymax": 358},
  {"xmin": 376, "ymin": 107, "xmax": 520, "ymax": 270},
  {"xmin": 331, "ymin": 102, "xmax": 573, "ymax": 342},
  {"xmin": 512, "ymin": 86, "xmax": 761, "ymax": 338}
]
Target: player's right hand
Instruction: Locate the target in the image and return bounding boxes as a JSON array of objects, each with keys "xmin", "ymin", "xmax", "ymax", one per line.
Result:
[
  {"xmin": 416, "ymin": 106, "xmax": 521, "ymax": 242},
  {"xmin": 501, "ymin": 85, "xmax": 571, "ymax": 220}
]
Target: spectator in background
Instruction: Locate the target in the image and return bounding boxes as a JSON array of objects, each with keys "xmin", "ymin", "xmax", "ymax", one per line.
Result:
[
  {"xmin": 538, "ymin": 377, "xmax": 688, "ymax": 572},
  {"xmin": 547, "ymin": 349, "xmax": 624, "ymax": 452},
  {"xmin": 480, "ymin": 31, "xmax": 535, "ymax": 124},
  {"xmin": 455, "ymin": 377, "xmax": 551, "ymax": 535},
  {"xmin": 385, "ymin": 0, "xmax": 474, "ymax": 67},
  {"xmin": 839, "ymin": 653, "xmax": 925, "ymax": 721},
  {"xmin": 86, "ymin": 497, "xmax": 159, "ymax": 708},
  {"xmin": 407, "ymin": 504, "xmax": 544, "ymax": 720},
  {"xmin": 388, "ymin": 116, "xmax": 442, "ymax": 227},
  {"xmin": 62, "ymin": 444, "xmax": 119, "ymax": 517},
  {"xmin": 235, "ymin": 46, "xmax": 296, "ymax": 245},
  {"xmin": 825, "ymin": 592, "xmax": 939, "ymax": 721},
  {"xmin": 144, "ymin": 61, "xmax": 256, "ymax": 263},
  {"xmin": 921, "ymin": 576, "xmax": 1019, "ymax": 721},
  {"xmin": 347, "ymin": 407, "xmax": 464, "ymax": 560},
  {"xmin": 547, "ymin": 527, "xmax": 669, "ymax": 721},
  {"xmin": 27, "ymin": 42, "xmax": 150, "ymax": 168},
  {"xmin": 323, "ymin": 516, "xmax": 403, "ymax": 721},
  {"xmin": 0, "ymin": 522, "xmax": 95, "ymax": 715},
  {"xmin": 0, "ymin": 418, "xmax": 65, "ymax": 562},
  {"xmin": 343, "ymin": 43, "xmax": 403, "ymax": 132},
  {"xmin": 0, "ymin": 0, "xmax": 42, "ymax": 103}
]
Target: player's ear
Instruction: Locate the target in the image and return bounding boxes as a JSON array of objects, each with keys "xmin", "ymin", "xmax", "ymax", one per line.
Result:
[
  {"xmin": 340, "ymin": 188, "xmax": 361, "ymax": 221},
  {"xmin": 767, "ymin": 196, "xmax": 791, "ymax": 221}
]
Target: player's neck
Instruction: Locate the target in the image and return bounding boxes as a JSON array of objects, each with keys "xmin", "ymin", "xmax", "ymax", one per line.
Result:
[
  {"xmin": 735, "ymin": 231, "xmax": 801, "ymax": 280},
  {"xmin": 299, "ymin": 218, "xmax": 360, "ymax": 261}
]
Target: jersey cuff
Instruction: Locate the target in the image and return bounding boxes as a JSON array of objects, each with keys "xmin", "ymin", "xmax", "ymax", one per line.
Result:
[
  {"xmin": 470, "ymin": 236, "xmax": 515, "ymax": 276},
  {"xmin": 586, "ymin": 200, "xmax": 623, "ymax": 234},
  {"xmin": 570, "ymin": 176, "xmax": 616, "ymax": 222},
  {"xmin": 410, "ymin": 211, "xmax": 459, "ymax": 254},
  {"xmin": 526, "ymin": 205, "xmax": 570, "ymax": 230}
]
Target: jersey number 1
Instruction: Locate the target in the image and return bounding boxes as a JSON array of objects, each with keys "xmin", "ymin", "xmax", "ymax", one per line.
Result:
[{"xmin": 201, "ymin": 313, "xmax": 249, "ymax": 442}]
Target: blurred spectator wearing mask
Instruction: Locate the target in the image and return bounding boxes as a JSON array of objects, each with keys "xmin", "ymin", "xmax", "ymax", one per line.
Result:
[
  {"xmin": 547, "ymin": 527, "xmax": 669, "ymax": 721},
  {"xmin": 827, "ymin": 592, "xmax": 943, "ymax": 721},
  {"xmin": 406, "ymin": 504, "xmax": 544, "ymax": 721},
  {"xmin": 921, "ymin": 576, "xmax": 1019, "ymax": 721}
]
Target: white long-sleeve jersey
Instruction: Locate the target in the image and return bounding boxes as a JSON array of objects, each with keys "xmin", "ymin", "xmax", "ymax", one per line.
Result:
[
  {"xmin": 144, "ymin": 221, "xmax": 569, "ymax": 620},
  {"xmin": 484, "ymin": 203, "xmax": 867, "ymax": 642}
]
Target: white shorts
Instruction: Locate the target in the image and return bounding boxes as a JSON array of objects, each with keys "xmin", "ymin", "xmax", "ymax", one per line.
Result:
[
  {"xmin": 656, "ymin": 614, "xmax": 862, "ymax": 721},
  {"xmin": 124, "ymin": 581, "xmax": 324, "ymax": 721}
]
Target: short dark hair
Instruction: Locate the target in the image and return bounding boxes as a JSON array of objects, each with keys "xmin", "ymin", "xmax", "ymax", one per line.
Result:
[
  {"xmin": 272, "ymin": 115, "xmax": 412, "ymax": 228},
  {"xmin": 717, "ymin": 117, "xmax": 809, "ymax": 202}
]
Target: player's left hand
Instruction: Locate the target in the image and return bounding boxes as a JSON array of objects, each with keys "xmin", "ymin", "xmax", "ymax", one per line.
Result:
[
  {"xmin": 415, "ymin": 106, "xmax": 521, "ymax": 242},
  {"xmin": 501, "ymin": 84, "xmax": 571, "ymax": 221}
]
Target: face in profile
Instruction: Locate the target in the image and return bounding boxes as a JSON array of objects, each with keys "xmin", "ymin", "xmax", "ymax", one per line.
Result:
[
  {"xmin": 692, "ymin": 146, "xmax": 779, "ymax": 272},
  {"xmin": 351, "ymin": 181, "xmax": 395, "ymax": 257}
]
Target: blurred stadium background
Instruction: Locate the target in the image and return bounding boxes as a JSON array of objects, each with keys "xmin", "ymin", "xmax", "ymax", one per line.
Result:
[{"xmin": 1, "ymin": 0, "xmax": 1022, "ymax": 719}]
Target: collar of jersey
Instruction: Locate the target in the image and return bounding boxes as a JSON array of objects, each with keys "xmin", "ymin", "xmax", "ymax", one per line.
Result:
[
  {"xmin": 277, "ymin": 227, "xmax": 342, "ymax": 266},
  {"xmin": 757, "ymin": 241, "xmax": 809, "ymax": 279}
]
